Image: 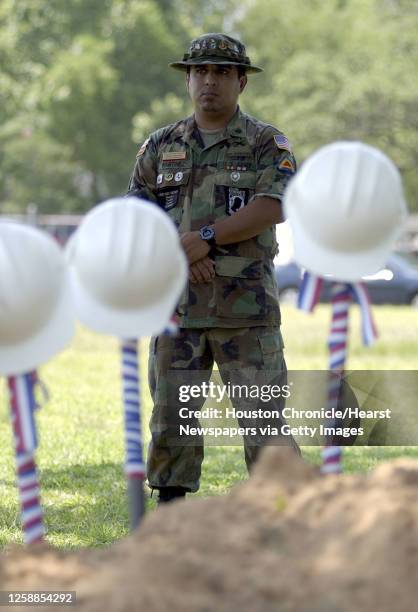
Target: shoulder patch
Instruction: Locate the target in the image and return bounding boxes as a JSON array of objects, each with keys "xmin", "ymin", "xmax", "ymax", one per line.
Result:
[
  {"xmin": 136, "ymin": 137, "xmax": 150, "ymax": 157},
  {"xmin": 274, "ymin": 134, "xmax": 292, "ymax": 153},
  {"xmin": 278, "ymin": 156, "xmax": 296, "ymax": 174}
]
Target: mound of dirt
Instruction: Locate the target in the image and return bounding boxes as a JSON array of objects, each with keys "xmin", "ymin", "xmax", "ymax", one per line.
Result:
[{"xmin": 2, "ymin": 448, "xmax": 418, "ymax": 612}]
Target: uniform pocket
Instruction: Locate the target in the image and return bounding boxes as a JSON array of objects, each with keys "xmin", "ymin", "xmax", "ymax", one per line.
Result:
[
  {"xmin": 213, "ymin": 168, "xmax": 256, "ymax": 218},
  {"xmin": 257, "ymin": 327, "xmax": 286, "ymax": 371},
  {"xmin": 258, "ymin": 328, "xmax": 285, "ymax": 354},
  {"xmin": 214, "ymin": 256, "xmax": 266, "ymax": 319}
]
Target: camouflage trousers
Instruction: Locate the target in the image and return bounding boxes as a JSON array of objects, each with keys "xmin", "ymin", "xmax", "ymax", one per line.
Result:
[{"xmin": 147, "ymin": 326, "xmax": 300, "ymax": 493}]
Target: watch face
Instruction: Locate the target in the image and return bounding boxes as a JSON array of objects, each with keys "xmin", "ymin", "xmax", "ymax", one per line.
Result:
[{"xmin": 201, "ymin": 227, "xmax": 215, "ymax": 240}]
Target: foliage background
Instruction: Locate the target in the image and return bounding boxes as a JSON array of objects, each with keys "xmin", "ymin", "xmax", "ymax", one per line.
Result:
[{"xmin": 1, "ymin": 0, "xmax": 417, "ymax": 214}]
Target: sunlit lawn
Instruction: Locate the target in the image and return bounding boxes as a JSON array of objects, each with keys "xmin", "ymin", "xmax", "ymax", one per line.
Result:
[{"xmin": 0, "ymin": 305, "xmax": 417, "ymax": 548}]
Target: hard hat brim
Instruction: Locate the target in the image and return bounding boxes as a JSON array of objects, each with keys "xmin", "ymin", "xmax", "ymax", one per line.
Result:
[
  {"xmin": 0, "ymin": 273, "xmax": 75, "ymax": 376},
  {"xmin": 66, "ymin": 197, "xmax": 188, "ymax": 339},
  {"xmin": 286, "ymin": 203, "xmax": 404, "ymax": 282},
  {"xmin": 69, "ymin": 266, "xmax": 186, "ymax": 338}
]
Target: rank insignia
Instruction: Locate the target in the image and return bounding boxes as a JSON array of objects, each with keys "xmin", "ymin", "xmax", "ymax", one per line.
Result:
[
  {"xmin": 162, "ymin": 151, "xmax": 187, "ymax": 161},
  {"xmin": 165, "ymin": 173, "xmax": 174, "ymax": 181},
  {"xmin": 230, "ymin": 171, "xmax": 240, "ymax": 182},
  {"xmin": 274, "ymin": 134, "xmax": 292, "ymax": 153},
  {"xmin": 136, "ymin": 137, "xmax": 150, "ymax": 157}
]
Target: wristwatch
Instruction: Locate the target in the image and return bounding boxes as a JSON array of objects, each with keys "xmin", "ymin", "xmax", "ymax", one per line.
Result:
[{"xmin": 199, "ymin": 225, "xmax": 216, "ymax": 247}]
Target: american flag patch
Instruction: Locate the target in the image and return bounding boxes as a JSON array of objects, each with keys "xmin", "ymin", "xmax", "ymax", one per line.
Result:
[
  {"xmin": 274, "ymin": 134, "xmax": 292, "ymax": 153},
  {"xmin": 136, "ymin": 137, "xmax": 150, "ymax": 157}
]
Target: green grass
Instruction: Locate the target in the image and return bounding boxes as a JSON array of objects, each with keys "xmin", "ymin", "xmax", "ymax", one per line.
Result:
[{"xmin": 0, "ymin": 305, "xmax": 417, "ymax": 549}]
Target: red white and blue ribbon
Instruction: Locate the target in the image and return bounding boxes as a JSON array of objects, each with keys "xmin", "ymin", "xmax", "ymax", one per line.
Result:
[
  {"xmin": 8, "ymin": 372, "xmax": 45, "ymax": 544},
  {"xmin": 121, "ymin": 313, "xmax": 180, "ymax": 528},
  {"xmin": 322, "ymin": 284, "xmax": 351, "ymax": 473},
  {"xmin": 298, "ymin": 271, "xmax": 378, "ymax": 474},
  {"xmin": 121, "ymin": 340, "xmax": 145, "ymax": 479},
  {"xmin": 120, "ymin": 315, "xmax": 180, "ymax": 479},
  {"xmin": 297, "ymin": 273, "xmax": 323, "ymax": 312},
  {"xmin": 328, "ymin": 283, "xmax": 351, "ymax": 370},
  {"xmin": 349, "ymin": 283, "xmax": 378, "ymax": 346}
]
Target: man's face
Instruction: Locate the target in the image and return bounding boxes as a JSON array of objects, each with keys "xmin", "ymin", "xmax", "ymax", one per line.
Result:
[{"xmin": 186, "ymin": 64, "xmax": 247, "ymax": 115}]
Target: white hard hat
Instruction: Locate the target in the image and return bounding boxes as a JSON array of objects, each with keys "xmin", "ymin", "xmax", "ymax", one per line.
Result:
[
  {"xmin": 66, "ymin": 197, "xmax": 187, "ymax": 337},
  {"xmin": 0, "ymin": 222, "xmax": 75, "ymax": 376},
  {"xmin": 284, "ymin": 141, "xmax": 408, "ymax": 281}
]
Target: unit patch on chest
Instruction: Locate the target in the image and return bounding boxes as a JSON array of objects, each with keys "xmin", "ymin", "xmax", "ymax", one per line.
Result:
[
  {"xmin": 228, "ymin": 187, "xmax": 247, "ymax": 214},
  {"xmin": 215, "ymin": 185, "xmax": 251, "ymax": 216},
  {"xmin": 226, "ymin": 187, "xmax": 250, "ymax": 215},
  {"xmin": 156, "ymin": 187, "xmax": 180, "ymax": 211}
]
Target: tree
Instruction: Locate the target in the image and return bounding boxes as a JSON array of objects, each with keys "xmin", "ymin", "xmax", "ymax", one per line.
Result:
[
  {"xmin": 1, "ymin": 0, "xmax": 416, "ymax": 212},
  {"xmin": 237, "ymin": 0, "xmax": 418, "ymax": 210}
]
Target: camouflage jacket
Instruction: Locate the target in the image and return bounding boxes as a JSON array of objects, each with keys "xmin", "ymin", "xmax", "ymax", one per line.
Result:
[{"xmin": 127, "ymin": 107, "xmax": 296, "ymax": 328}]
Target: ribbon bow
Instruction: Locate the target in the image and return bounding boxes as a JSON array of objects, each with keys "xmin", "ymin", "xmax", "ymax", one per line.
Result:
[{"xmin": 298, "ymin": 272, "xmax": 378, "ymax": 347}]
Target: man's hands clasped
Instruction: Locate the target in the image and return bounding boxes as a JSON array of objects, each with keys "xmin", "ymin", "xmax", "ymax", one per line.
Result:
[
  {"xmin": 189, "ymin": 256, "xmax": 215, "ymax": 283},
  {"xmin": 181, "ymin": 231, "xmax": 215, "ymax": 283}
]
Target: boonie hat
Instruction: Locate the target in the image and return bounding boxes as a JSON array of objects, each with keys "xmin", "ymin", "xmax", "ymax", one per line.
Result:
[
  {"xmin": 0, "ymin": 222, "xmax": 75, "ymax": 375},
  {"xmin": 170, "ymin": 33, "xmax": 263, "ymax": 73},
  {"xmin": 284, "ymin": 141, "xmax": 408, "ymax": 282}
]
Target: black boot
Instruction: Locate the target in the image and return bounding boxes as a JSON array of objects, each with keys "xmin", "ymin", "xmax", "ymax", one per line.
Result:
[{"xmin": 157, "ymin": 486, "xmax": 187, "ymax": 505}]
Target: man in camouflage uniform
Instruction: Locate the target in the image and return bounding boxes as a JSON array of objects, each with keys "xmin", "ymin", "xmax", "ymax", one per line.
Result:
[{"xmin": 127, "ymin": 33, "xmax": 300, "ymax": 503}]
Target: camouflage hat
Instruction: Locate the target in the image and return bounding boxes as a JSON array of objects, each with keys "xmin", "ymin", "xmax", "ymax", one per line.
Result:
[{"xmin": 169, "ymin": 33, "xmax": 263, "ymax": 74}]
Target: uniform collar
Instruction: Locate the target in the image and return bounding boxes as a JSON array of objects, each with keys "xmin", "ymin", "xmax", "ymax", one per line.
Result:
[
  {"xmin": 224, "ymin": 106, "xmax": 247, "ymax": 139},
  {"xmin": 178, "ymin": 115, "xmax": 203, "ymax": 149},
  {"xmin": 180, "ymin": 106, "xmax": 247, "ymax": 147}
]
